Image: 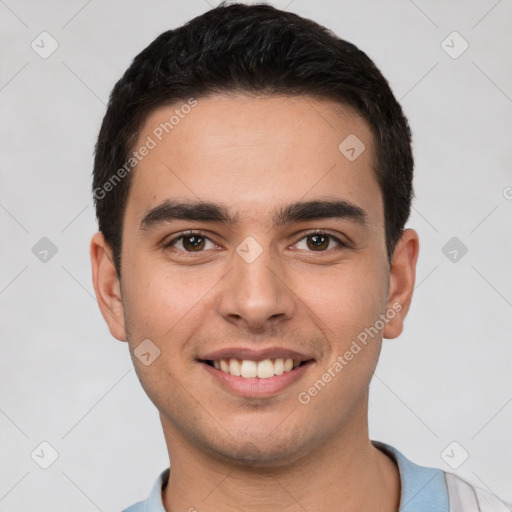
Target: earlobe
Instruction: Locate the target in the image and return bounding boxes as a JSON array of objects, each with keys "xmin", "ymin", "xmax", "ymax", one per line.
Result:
[
  {"xmin": 90, "ymin": 232, "xmax": 127, "ymax": 341},
  {"xmin": 383, "ymin": 229, "xmax": 420, "ymax": 340}
]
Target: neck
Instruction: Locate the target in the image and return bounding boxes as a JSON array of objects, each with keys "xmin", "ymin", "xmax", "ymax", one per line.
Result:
[{"xmin": 160, "ymin": 405, "xmax": 400, "ymax": 512}]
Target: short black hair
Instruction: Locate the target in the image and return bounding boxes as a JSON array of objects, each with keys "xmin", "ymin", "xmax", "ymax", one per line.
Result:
[{"xmin": 92, "ymin": 2, "xmax": 414, "ymax": 276}]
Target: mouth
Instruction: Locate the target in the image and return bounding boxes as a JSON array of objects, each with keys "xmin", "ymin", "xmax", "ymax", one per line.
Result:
[
  {"xmin": 200, "ymin": 357, "xmax": 311, "ymax": 379},
  {"xmin": 198, "ymin": 350, "xmax": 315, "ymax": 398}
]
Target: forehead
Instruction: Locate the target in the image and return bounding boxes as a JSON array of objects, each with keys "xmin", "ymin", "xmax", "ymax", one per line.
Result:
[{"xmin": 125, "ymin": 94, "xmax": 382, "ymax": 230}]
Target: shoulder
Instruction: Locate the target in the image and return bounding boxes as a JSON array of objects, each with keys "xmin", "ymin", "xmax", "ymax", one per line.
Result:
[
  {"xmin": 120, "ymin": 468, "xmax": 170, "ymax": 512},
  {"xmin": 445, "ymin": 472, "xmax": 511, "ymax": 512},
  {"xmin": 372, "ymin": 440, "xmax": 510, "ymax": 512},
  {"xmin": 121, "ymin": 502, "xmax": 144, "ymax": 512}
]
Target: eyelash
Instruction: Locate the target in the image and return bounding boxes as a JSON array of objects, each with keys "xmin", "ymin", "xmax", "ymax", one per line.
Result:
[{"xmin": 163, "ymin": 229, "xmax": 348, "ymax": 255}]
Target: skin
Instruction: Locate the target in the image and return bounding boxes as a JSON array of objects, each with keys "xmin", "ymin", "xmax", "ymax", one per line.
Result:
[{"xmin": 91, "ymin": 94, "xmax": 419, "ymax": 512}]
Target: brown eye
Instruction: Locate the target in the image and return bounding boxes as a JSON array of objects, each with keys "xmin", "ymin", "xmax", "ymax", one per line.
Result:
[
  {"xmin": 182, "ymin": 235, "xmax": 206, "ymax": 251},
  {"xmin": 306, "ymin": 234, "xmax": 330, "ymax": 251},
  {"xmin": 294, "ymin": 232, "xmax": 345, "ymax": 252},
  {"xmin": 165, "ymin": 232, "xmax": 216, "ymax": 253}
]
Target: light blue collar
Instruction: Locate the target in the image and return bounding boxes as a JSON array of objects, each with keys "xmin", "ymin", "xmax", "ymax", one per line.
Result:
[
  {"xmin": 123, "ymin": 441, "xmax": 449, "ymax": 511},
  {"xmin": 372, "ymin": 440, "xmax": 449, "ymax": 511}
]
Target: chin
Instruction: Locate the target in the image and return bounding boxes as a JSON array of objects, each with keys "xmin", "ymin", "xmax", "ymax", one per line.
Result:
[{"xmin": 203, "ymin": 430, "xmax": 311, "ymax": 470}]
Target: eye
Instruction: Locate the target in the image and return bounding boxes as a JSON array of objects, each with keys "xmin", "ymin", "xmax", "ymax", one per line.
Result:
[
  {"xmin": 165, "ymin": 232, "xmax": 217, "ymax": 252},
  {"xmin": 294, "ymin": 232, "xmax": 346, "ymax": 252}
]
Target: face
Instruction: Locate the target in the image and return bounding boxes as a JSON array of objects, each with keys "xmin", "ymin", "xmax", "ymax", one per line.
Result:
[{"xmin": 92, "ymin": 94, "xmax": 418, "ymax": 467}]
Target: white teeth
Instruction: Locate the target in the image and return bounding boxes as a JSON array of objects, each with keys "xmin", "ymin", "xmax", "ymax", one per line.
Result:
[
  {"xmin": 229, "ymin": 359, "xmax": 242, "ymax": 377},
  {"xmin": 229, "ymin": 358, "xmax": 241, "ymax": 376},
  {"xmin": 212, "ymin": 357, "xmax": 302, "ymax": 379},
  {"xmin": 257, "ymin": 359, "xmax": 275, "ymax": 379},
  {"xmin": 241, "ymin": 360, "xmax": 258, "ymax": 378}
]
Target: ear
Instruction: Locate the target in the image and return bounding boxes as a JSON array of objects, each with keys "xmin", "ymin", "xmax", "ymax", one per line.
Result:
[
  {"xmin": 383, "ymin": 228, "xmax": 420, "ymax": 339},
  {"xmin": 90, "ymin": 232, "xmax": 127, "ymax": 341}
]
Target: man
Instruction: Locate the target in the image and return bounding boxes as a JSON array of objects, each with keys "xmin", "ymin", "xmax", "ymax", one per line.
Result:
[{"xmin": 90, "ymin": 3, "xmax": 510, "ymax": 511}]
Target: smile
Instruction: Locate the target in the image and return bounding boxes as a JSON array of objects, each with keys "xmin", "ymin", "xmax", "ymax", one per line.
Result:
[
  {"xmin": 200, "ymin": 358, "xmax": 315, "ymax": 398},
  {"xmin": 205, "ymin": 358, "xmax": 303, "ymax": 379}
]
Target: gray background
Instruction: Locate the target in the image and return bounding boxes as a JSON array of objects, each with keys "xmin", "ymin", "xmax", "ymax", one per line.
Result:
[{"xmin": 1, "ymin": 0, "xmax": 511, "ymax": 510}]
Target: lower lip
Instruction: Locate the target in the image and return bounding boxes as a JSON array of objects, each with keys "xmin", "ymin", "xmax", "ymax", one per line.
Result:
[{"xmin": 200, "ymin": 361, "xmax": 314, "ymax": 398}]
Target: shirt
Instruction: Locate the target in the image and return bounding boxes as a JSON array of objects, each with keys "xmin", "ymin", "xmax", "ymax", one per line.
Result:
[{"xmin": 122, "ymin": 440, "xmax": 509, "ymax": 511}]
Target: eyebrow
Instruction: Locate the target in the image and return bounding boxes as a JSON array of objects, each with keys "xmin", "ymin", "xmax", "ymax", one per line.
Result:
[{"xmin": 139, "ymin": 199, "xmax": 367, "ymax": 231}]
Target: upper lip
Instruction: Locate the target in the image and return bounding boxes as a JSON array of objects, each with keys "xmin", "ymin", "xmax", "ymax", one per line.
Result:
[{"xmin": 199, "ymin": 347, "xmax": 315, "ymax": 362}]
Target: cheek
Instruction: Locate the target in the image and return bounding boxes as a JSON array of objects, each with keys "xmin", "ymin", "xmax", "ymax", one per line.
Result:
[
  {"xmin": 292, "ymin": 259, "xmax": 387, "ymax": 342},
  {"xmin": 293, "ymin": 267, "xmax": 386, "ymax": 418},
  {"xmin": 121, "ymin": 253, "xmax": 223, "ymax": 341},
  {"xmin": 120, "ymin": 263, "xmax": 217, "ymax": 400}
]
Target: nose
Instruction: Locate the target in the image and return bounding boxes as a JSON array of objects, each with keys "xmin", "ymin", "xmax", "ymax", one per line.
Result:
[{"xmin": 216, "ymin": 243, "xmax": 297, "ymax": 330}]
